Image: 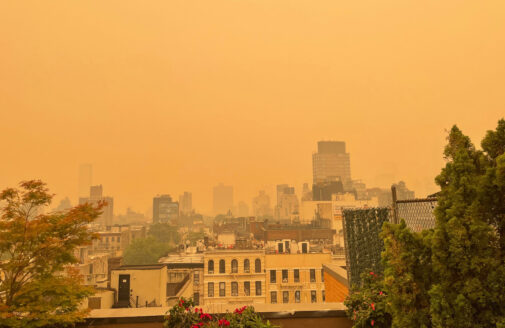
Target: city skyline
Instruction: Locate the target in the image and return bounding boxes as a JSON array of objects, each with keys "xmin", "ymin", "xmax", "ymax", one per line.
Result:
[{"xmin": 1, "ymin": 1, "xmax": 504, "ymax": 214}]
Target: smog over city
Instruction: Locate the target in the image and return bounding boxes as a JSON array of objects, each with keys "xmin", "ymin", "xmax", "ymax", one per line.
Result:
[{"xmin": 1, "ymin": 1, "xmax": 505, "ymax": 327}]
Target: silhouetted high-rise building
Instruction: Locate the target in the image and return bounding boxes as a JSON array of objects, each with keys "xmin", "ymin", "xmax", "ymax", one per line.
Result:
[
  {"xmin": 153, "ymin": 195, "xmax": 179, "ymax": 223},
  {"xmin": 312, "ymin": 141, "xmax": 351, "ymax": 185},
  {"xmin": 213, "ymin": 183, "xmax": 234, "ymax": 215},
  {"xmin": 275, "ymin": 185, "xmax": 299, "ymax": 221},
  {"xmin": 252, "ymin": 190, "xmax": 272, "ymax": 218},
  {"xmin": 179, "ymin": 192, "xmax": 193, "ymax": 215},
  {"xmin": 79, "ymin": 184, "xmax": 114, "ymax": 226},
  {"xmin": 78, "ymin": 164, "xmax": 92, "ymax": 198}
]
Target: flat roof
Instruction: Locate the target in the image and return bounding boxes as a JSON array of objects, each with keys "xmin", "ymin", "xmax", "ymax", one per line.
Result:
[
  {"xmin": 323, "ymin": 263, "xmax": 348, "ymax": 288},
  {"xmin": 114, "ymin": 264, "xmax": 166, "ymax": 270}
]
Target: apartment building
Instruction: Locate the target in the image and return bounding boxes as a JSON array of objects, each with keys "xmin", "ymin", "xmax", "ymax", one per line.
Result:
[
  {"xmin": 265, "ymin": 252, "xmax": 330, "ymax": 304},
  {"xmin": 203, "ymin": 250, "xmax": 266, "ymax": 306}
]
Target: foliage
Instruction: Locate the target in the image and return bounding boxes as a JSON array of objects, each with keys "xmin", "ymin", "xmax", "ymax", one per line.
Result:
[
  {"xmin": 381, "ymin": 220, "xmax": 433, "ymax": 328},
  {"xmin": 429, "ymin": 122, "xmax": 505, "ymax": 327},
  {"xmin": 342, "ymin": 208, "xmax": 390, "ymax": 285},
  {"xmin": 0, "ymin": 180, "xmax": 102, "ymax": 328},
  {"xmin": 123, "ymin": 236, "xmax": 173, "ymax": 265},
  {"xmin": 148, "ymin": 223, "xmax": 180, "ymax": 245},
  {"xmin": 164, "ymin": 297, "xmax": 278, "ymax": 328},
  {"xmin": 344, "ymin": 272, "xmax": 391, "ymax": 328}
]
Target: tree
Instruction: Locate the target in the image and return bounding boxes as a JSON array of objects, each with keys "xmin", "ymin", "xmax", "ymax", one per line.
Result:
[
  {"xmin": 429, "ymin": 123, "xmax": 505, "ymax": 327},
  {"xmin": 381, "ymin": 220, "xmax": 432, "ymax": 328},
  {"xmin": 148, "ymin": 223, "xmax": 180, "ymax": 245},
  {"xmin": 0, "ymin": 180, "xmax": 103, "ymax": 328},
  {"xmin": 123, "ymin": 237, "xmax": 173, "ymax": 265}
]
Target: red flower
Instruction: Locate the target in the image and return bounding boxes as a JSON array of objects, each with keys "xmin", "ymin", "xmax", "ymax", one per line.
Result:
[
  {"xmin": 379, "ymin": 291, "xmax": 383, "ymax": 296},
  {"xmin": 218, "ymin": 319, "xmax": 230, "ymax": 326},
  {"xmin": 195, "ymin": 308, "xmax": 199, "ymax": 313},
  {"xmin": 371, "ymin": 303, "xmax": 375, "ymax": 310},
  {"xmin": 371, "ymin": 319, "xmax": 375, "ymax": 326},
  {"xmin": 178, "ymin": 299, "xmax": 185, "ymax": 307},
  {"xmin": 234, "ymin": 306, "xmax": 247, "ymax": 314},
  {"xmin": 369, "ymin": 271, "xmax": 375, "ymax": 276}
]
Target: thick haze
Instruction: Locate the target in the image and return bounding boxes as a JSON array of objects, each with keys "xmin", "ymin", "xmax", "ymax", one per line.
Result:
[{"xmin": 1, "ymin": 0, "xmax": 504, "ymax": 215}]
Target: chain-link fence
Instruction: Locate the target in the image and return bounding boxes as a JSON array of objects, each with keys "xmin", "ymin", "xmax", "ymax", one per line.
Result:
[
  {"xmin": 343, "ymin": 187, "xmax": 438, "ymax": 286},
  {"xmin": 342, "ymin": 207, "xmax": 390, "ymax": 287},
  {"xmin": 395, "ymin": 198, "xmax": 437, "ymax": 232}
]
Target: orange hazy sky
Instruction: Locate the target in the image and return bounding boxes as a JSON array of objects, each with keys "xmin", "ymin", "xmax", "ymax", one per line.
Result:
[{"xmin": 1, "ymin": 0, "xmax": 504, "ymax": 215}]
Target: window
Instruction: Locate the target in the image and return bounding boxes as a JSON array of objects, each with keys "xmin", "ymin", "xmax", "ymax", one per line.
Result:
[
  {"xmin": 270, "ymin": 270, "xmax": 276, "ymax": 283},
  {"xmin": 294, "ymin": 269, "xmax": 300, "ymax": 282},
  {"xmin": 322, "ymin": 290, "xmax": 325, "ymax": 302},
  {"xmin": 117, "ymin": 236, "xmax": 120, "ymax": 242},
  {"xmin": 219, "ymin": 260, "xmax": 225, "ymax": 274},
  {"xmin": 311, "ymin": 290, "xmax": 317, "ymax": 303},
  {"xmin": 105, "ymin": 237, "xmax": 109, "ymax": 242},
  {"xmin": 295, "ymin": 290, "xmax": 300, "ymax": 303},
  {"xmin": 208, "ymin": 282, "xmax": 214, "ymax": 297},
  {"xmin": 255, "ymin": 258, "xmax": 261, "ymax": 273},
  {"xmin": 270, "ymin": 291, "xmax": 277, "ymax": 304},
  {"xmin": 244, "ymin": 281, "xmax": 250, "ymax": 296},
  {"xmin": 194, "ymin": 292, "xmax": 200, "ymax": 305},
  {"xmin": 282, "ymin": 270, "xmax": 288, "ymax": 283},
  {"xmin": 244, "ymin": 259, "xmax": 250, "ymax": 273},
  {"xmin": 255, "ymin": 281, "xmax": 262, "ymax": 296},
  {"xmin": 231, "ymin": 282, "xmax": 238, "ymax": 296},
  {"xmin": 89, "ymin": 263, "xmax": 93, "ymax": 274},
  {"xmin": 310, "ymin": 269, "xmax": 316, "ymax": 282},
  {"xmin": 321, "ymin": 269, "xmax": 324, "ymax": 282},
  {"xmin": 194, "ymin": 272, "xmax": 200, "ymax": 285},
  {"xmin": 208, "ymin": 260, "xmax": 214, "ymax": 274},
  {"xmin": 111, "ymin": 236, "xmax": 115, "ymax": 242},
  {"xmin": 219, "ymin": 282, "xmax": 226, "ymax": 297},
  {"xmin": 283, "ymin": 291, "xmax": 289, "ymax": 303},
  {"xmin": 231, "ymin": 259, "xmax": 238, "ymax": 273}
]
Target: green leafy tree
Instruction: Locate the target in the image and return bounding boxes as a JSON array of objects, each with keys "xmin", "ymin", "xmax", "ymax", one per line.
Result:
[
  {"xmin": 429, "ymin": 123, "xmax": 505, "ymax": 327},
  {"xmin": 0, "ymin": 180, "xmax": 102, "ymax": 328},
  {"xmin": 381, "ymin": 220, "xmax": 433, "ymax": 328},
  {"xmin": 148, "ymin": 223, "xmax": 180, "ymax": 245},
  {"xmin": 123, "ymin": 236, "xmax": 173, "ymax": 265}
]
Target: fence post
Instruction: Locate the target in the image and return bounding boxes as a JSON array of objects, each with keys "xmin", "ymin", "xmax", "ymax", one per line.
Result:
[{"xmin": 391, "ymin": 185, "xmax": 399, "ymax": 224}]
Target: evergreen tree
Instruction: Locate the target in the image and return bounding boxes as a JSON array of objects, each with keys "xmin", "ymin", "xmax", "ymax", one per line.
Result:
[
  {"xmin": 429, "ymin": 124, "xmax": 505, "ymax": 327},
  {"xmin": 381, "ymin": 220, "xmax": 432, "ymax": 328}
]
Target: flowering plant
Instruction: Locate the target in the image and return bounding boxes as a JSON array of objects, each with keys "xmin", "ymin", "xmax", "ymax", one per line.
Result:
[
  {"xmin": 344, "ymin": 271, "xmax": 391, "ymax": 328},
  {"xmin": 164, "ymin": 298, "xmax": 278, "ymax": 328}
]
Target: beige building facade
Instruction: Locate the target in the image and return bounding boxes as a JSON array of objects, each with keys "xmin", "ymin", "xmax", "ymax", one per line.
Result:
[
  {"xmin": 265, "ymin": 253, "xmax": 330, "ymax": 304},
  {"xmin": 203, "ymin": 250, "xmax": 266, "ymax": 306}
]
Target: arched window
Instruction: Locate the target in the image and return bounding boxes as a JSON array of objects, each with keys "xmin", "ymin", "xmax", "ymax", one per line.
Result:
[
  {"xmin": 219, "ymin": 259, "xmax": 225, "ymax": 274},
  {"xmin": 255, "ymin": 258, "xmax": 261, "ymax": 273},
  {"xmin": 231, "ymin": 259, "xmax": 238, "ymax": 273},
  {"xmin": 243, "ymin": 259, "xmax": 250, "ymax": 273},
  {"xmin": 208, "ymin": 260, "xmax": 214, "ymax": 274}
]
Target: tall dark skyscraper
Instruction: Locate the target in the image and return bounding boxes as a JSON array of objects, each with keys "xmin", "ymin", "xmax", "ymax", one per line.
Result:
[
  {"xmin": 153, "ymin": 195, "xmax": 179, "ymax": 223},
  {"xmin": 312, "ymin": 141, "xmax": 351, "ymax": 185}
]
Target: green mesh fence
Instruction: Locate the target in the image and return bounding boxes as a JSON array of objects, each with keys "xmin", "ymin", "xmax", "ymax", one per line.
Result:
[{"xmin": 343, "ymin": 207, "xmax": 390, "ymax": 287}]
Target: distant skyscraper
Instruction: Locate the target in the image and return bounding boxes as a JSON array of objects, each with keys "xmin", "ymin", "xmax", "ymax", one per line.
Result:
[
  {"xmin": 78, "ymin": 164, "xmax": 93, "ymax": 198},
  {"xmin": 153, "ymin": 195, "xmax": 179, "ymax": 223},
  {"xmin": 213, "ymin": 183, "xmax": 234, "ymax": 215},
  {"xmin": 79, "ymin": 184, "xmax": 114, "ymax": 226},
  {"xmin": 237, "ymin": 201, "xmax": 249, "ymax": 217},
  {"xmin": 252, "ymin": 190, "xmax": 272, "ymax": 218},
  {"xmin": 275, "ymin": 185, "xmax": 299, "ymax": 221},
  {"xmin": 179, "ymin": 192, "xmax": 193, "ymax": 215},
  {"xmin": 312, "ymin": 141, "xmax": 351, "ymax": 185}
]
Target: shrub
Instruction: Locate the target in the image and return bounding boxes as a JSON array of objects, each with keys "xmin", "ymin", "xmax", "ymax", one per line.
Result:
[{"xmin": 164, "ymin": 297, "xmax": 278, "ymax": 328}]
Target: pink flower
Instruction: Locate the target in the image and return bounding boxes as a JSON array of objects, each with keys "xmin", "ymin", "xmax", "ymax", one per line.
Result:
[{"xmin": 371, "ymin": 319, "xmax": 375, "ymax": 326}]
